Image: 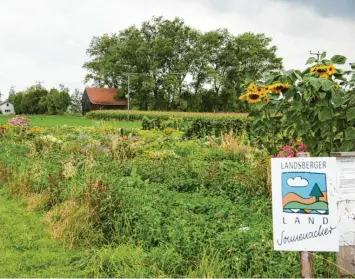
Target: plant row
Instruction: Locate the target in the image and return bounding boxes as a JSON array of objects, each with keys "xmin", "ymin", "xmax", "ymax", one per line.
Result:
[{"xmin": 86, "ymin": 110, "xmax": 251, "ymax": 138}]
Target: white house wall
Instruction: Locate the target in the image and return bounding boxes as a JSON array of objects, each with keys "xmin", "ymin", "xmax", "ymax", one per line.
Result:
[{"xmin": 0, "ymin": 102, "xmax": 15, "ymax": 114}]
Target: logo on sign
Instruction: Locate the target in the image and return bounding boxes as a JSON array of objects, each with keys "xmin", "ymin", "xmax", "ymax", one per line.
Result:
[{"xmin": 282, "ymin": 172, "xmax": 329, "ymax": 215}]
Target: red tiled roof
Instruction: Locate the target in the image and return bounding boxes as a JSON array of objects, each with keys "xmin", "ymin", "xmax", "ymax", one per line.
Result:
[{"xmin": 85, "ymin": 88, "xmax": 128, "ymax": 106}]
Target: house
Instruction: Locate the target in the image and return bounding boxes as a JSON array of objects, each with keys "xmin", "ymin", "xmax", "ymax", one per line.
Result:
[
  {"xmin": 0, "ymin": 100, "xmax": 15, "ymax": 115},
  {"xmin": 81, "ymin": 88, "xmax": 128, "ymax": 115}
]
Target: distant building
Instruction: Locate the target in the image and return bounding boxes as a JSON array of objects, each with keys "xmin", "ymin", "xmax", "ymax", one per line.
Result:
[
  {"xmin": 81, "ymin": 88, "xmax": 128, "ymax": 115},
  {"xmin": 0, "ymin": 100, "xmax": 15, "ymax": 115}
]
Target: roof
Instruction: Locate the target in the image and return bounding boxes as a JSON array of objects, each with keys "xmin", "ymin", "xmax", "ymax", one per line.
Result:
[
  {"xmin": 0, "ymin": 100, "xmax": 11, "ymax": 105},
  {"xmin": 85, "ymin": 88, "xmax": 128, "ymax": 106}
]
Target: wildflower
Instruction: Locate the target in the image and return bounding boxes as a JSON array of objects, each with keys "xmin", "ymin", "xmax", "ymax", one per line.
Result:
[
  {"xmin": 297, "ymin": 143, "xmax": 307, "ymax": 152},
  {"xmin": 8, "ymin": 116, "xmax": 31, "ymax": 130}
]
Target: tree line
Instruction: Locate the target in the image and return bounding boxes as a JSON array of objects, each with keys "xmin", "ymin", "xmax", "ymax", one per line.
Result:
[
  {"xmin": 7, "ymin": 83, "xmax": 82, "ymax": 115},
  {"xmin": 84, "ymin": 16, "xmax": 283, "ymax": 112}
]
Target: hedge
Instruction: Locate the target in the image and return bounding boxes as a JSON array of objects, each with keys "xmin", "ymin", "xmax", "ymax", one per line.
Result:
[{"xmin": 86, "ymin": 110, "xmax": 251, "ymax": 138}]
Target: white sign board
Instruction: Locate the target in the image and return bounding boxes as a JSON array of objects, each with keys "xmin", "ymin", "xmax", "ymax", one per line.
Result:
[
  {"xmin": 334, "ymin": 156, "xmax": 355, "ymax": 246},
  {"xmin": 272, "ymin": 157, "xmax": 339, "ymax": 252}
]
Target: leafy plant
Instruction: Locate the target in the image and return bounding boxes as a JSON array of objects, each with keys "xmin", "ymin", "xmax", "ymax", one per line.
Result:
[{"xmin": 244, "ymin": 52, "xmax": 355, "ymax": 155}]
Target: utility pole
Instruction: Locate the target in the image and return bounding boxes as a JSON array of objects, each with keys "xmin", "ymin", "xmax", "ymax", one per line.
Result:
[{"xmin": 310, "ymin": 50, "xmax": 321, "ymax": 61}]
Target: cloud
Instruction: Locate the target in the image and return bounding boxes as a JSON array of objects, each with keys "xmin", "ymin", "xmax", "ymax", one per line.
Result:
[
  {"xmin": 287, "ymin": 177, "xmax": 309, "ymax": 187},
  {"xmin": 0, "ymin": 0, "xmax": 354, "ymax": 99}
]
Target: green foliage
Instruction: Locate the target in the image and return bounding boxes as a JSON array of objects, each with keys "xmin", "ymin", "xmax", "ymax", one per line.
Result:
[
  {"xmin": 0, "ymin": 188, "xmax": 82, "ymax": 277},
  {"xmin": 86, "ymin": 110, "xmax": 250, "ymax": 138},
  {"xmin": 248, "ymin": 53, "xmax": 355, "ymax": 155},
  {"xmin": 10, "ymin": 83, "xmax": 72, "ymax": 115},
  {"xmin": 0, "ymin": 121, "xmax": 340, "ymax": 277},
  {"xmin": 83, "ymin": 16, "xmax": 283, "ymax": 112}
]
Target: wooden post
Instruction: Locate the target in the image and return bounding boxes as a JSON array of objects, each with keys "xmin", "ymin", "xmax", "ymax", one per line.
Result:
[
  {"xmin": 297, "ymin": 152, "xmax": 313, "ymax": 278},
  {"xmin": 331, "ymin": 151, "xmax": 355, "ymax": 276}
]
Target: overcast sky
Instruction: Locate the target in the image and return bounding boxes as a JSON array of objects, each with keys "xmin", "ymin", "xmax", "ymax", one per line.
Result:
[{"xmin": 0, "ymin": 0, "xmax": 354, "ymax": 99}]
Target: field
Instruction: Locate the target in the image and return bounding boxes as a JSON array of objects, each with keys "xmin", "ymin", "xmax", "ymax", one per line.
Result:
[
  {"xmin": 0, "ymin": 115, "xmax": 141, "ymax": 129},
  {"xmin": 0, "ymin": 114, "xmax": 339, "ymax": 277}
]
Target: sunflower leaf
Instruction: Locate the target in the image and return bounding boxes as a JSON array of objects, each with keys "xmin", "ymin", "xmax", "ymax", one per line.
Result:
[
  {"xmin": 331, "ymin": 55, "xmax": 347, "ymax": 64},
  {"xmin": 320, "ymin": 52, "xmax": 326, "ymax": 60},
  {"xmin": 320, "ymin": 79, "xmax": 333, "ymax": 91},
  {"xmin": 309, "ymin": 77, "xmax": 322, "ymax": 91},
  {"xmin": 346, "ymin": 107, "xmax": 355, "ymax": 122},
  {"xmin": 318, "ymin": 107, "xmax": 333, "ymax": 122},
  {"xmin": 345, "ymin": 127, "xmax": 355, "ymax": 140},
  {"xmin": 306, "ymin": 57, "xmax": 317, "ymax": 65}
]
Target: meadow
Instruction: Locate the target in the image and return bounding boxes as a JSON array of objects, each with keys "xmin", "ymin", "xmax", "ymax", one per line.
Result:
[
  {"xmin": 0, "ymin": 114, "xmax": 140, "ymax": 129},
  {"xmin": 0, "ymin": 114, "xmax": 339, "ymax": 277}
]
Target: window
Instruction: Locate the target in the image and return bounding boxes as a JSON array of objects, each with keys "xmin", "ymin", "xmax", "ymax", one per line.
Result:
[{"xmin": 6, "ymin": 103, "xmax": 9, "ymax": 107}]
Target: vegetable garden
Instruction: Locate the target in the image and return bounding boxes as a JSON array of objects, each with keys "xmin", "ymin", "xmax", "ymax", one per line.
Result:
[{"xmin": 0, "ymin": 53, "xmax": 354, "ymax": 277}]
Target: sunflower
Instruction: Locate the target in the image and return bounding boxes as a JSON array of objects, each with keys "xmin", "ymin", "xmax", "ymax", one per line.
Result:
[
  {"xmin": 319, "ymin": 72, "xmax": 329, "ymax": 79},
  {"xmin": 269, "ymin": 83, "xmax": 290, "ymax": 94},
  {"xmin": 247, "ymin": 83, "xmax": 257, "ymax": 93},
  {"xmin": 239, "ymin": 93, "xmax": 248, "ymax": 101},
  {"xmin": 256, "ymin": 86, "xmax": 267, "ymax": 97},
  {"xmin": 246, "ymin": 92, "xmax": 262, "ymax": 103},
  {"xmin": 264, "ymin": 96, "xmax": 270, "ymax": 103},
  {"xmin": 327, "ymin": 64, "xmax": 336, "ymax": 75}
]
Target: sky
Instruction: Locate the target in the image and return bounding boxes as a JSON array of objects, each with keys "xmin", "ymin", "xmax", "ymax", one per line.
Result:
[
  {"xmin": 0, "ymin": 0, "xmax": 354, "ymax": 99},
  {"xmin": 282, "ymin": 172, "xmax": 327, "ymax": 198}
]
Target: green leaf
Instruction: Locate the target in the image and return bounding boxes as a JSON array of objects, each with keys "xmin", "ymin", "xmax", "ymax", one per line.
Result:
[
  {"xmin": 322, "ymin": 59, "xmax": 332, "ymax": 65},
  {"xmin": 345, "ymin": 127, "xmax": 355, "ymax": 140},
  {"xmin": 306, "ymin": 57, "xmax": 317, "ymax": 65},
  {"xmin": 285, "ymin": 86, "xmax": 296, "ymax": 99},
  {"xmin": 346, "ymin": 107, "xmax": 355, "ymax": 122},
  {"xmin": 292, "ymin": 100, "xmax": 303, "ymax": 110},
  {"xmin": 320, "ymin": 52, "xmax": 326, "ymax": 60},
  {"xmin": 350, "ymin": 63, "xmax": 355, "ymax": 70},
  {"xmin": 320, "ymin": 79, "xmax": 333, "ymax": 91},
  {"xmin": 309, "ymin": 77, "xmax": 322, "ymax": 91},
  {"xmin": 294, "ymin": 71, "xmax": 303, "ymax": 81},
  {"xmin": 331, "ymin": 55, "xmax": 347, "ymax": 64},
  {"xmin": 318, "ymin": 107, "xmax": 333, "ymax": 122}
]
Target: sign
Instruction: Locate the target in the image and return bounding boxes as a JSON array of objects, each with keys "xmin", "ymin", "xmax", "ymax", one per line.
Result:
[
  {"xmin": 335, "ymin": 156, "xmax": 355, "ymax": 199},
  {"xmin": 333, "ymin": 154, "xmax": 355, "ymax": 247},
  {"xmin": 271, "ymin": 157, "xmax": 339, "ymax": 252}
]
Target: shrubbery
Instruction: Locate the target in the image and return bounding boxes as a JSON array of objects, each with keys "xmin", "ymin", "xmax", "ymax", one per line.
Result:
[
  {"xmin": 0, "ymin": 123, "xmax": 338, "ymax": 277},
  {"xmin": 86, "ymin": 110, "xmax": 251, "ymax": 138}
]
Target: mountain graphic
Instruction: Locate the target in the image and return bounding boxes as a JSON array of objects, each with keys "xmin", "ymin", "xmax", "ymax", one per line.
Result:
[{"xmin": 282, "ymin": 192, "xmax": 328, "ymax": 214}]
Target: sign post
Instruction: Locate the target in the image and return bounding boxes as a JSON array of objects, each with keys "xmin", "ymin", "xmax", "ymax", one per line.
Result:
[
  {"xmin": 272, "ymin": 155, "xmax": 339, "ymax": 278},
  {"xmin": 297, "ymin": 153, "xmax": 313, "ymax": 279},
  {"xmin": 331, "ymin": 152, "xmax": 355, "ymax": 276}
]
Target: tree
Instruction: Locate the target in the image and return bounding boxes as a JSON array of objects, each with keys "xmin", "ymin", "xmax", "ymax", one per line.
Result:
[
  {"xmin": 8, "ymin": 83, "xmax": 71, "ymax": 115},
  {"xmin": 20, "ymin": 83, "xmax": 48, "ymax": 114},
  {"xmin": 83, "ymin": 16, "xmax": 283, "ymax": 112},
  {"xmin": 68, "ymin": 88, "xmax": 83, "ymax": 114},
  {"xmin": 8, "ymin": 86, "xmax": 16, "ymax": 103},
  {"xmin": 310, "ymin": 183, "xmax": 324, "ymax": 202}
]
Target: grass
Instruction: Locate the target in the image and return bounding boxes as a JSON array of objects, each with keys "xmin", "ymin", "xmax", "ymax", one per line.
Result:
[
  {"xmin": 0, "ymin": 186, "xmax": 82, "ymax": 277},
  {"xmin": 0, "ymin": 114, "xmax": 141, "ymax": 128}
]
